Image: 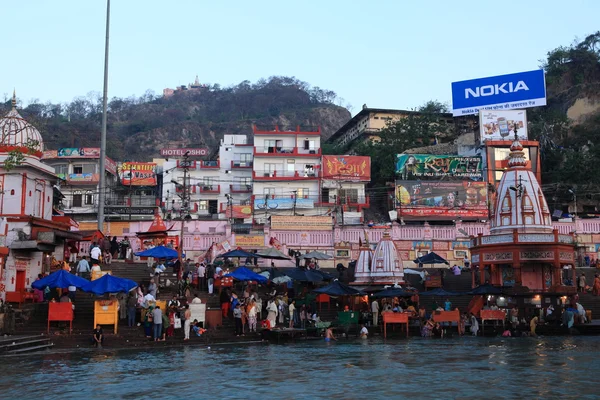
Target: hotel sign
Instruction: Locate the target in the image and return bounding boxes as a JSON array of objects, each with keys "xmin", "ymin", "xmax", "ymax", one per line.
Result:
[{"xmin": 160, "ymin": 148, "xmax": 209, "ymax": 157}]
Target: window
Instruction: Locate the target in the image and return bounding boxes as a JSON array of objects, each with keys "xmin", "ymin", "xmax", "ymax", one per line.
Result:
[
  {"xmin": 303, "ymin": 140, "xmax": 315, "ymax": 150},
  {"xmin": 202, "ymin": 177, "xmax": 214, "ymax": 188},
  {"xmin": 321, "ymin": 187, "xmax": 330, "ymax": 203},
  {"xmin": 339, "ymin": 188, "xmax": 359, "ymax": 204},
  {"xmin": 55, "ymin": 164, "xmax": 69, "ymax": 175},
  {"xmin": 197, "ymin": 200, "xmax": 208, "ymax": 210},
  {"xmin": 73, "ymin": 164, "xmax": 96, "ymax": 175},
  {"xmin": 240, "ymin": 177, "xmax": 252, "ymax": 186},
  {"xmin": 73, "ymin": 165, "xmax": 83, "ymax": 174},
  {"xmin": 286, "ymin": 159, "xmax": 295, "ymax": 172},
  {"xmin": 240, "ymin": 153, "xmax": 252, "ymax": 162},
  {"xmin": 72, "ymin": 191, "xmax": 82, "ymax": 207},
  {"xmin": 296, "ymin": 188, "xmax": 309, "ymax": 198},
  {"xmin": 84, "ymin": 190, "xmax": 94, "ymax": 205},
  {"xmin": 264, "ymin": 163, "xmax": 278, "ymax": 176},
  {"xmin": 264, "ymin": 188, "xmax": 276, "ymax": 197}
]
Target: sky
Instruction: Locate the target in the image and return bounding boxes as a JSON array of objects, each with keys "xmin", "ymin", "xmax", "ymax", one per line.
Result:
[{"xmin": 2, "ymin": 0, "xmax": 600, "ymax": 115}]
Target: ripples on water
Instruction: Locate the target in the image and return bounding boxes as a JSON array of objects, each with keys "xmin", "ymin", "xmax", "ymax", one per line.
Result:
[{"xmin": 0, "ymin": 337, "xmax": 597, "ymax": 400}]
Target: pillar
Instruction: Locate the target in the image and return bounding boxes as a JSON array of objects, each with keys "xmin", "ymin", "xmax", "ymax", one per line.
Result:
[{"xmin": 514, "ymin": 263, "xmax": 522, "ymax": 286}]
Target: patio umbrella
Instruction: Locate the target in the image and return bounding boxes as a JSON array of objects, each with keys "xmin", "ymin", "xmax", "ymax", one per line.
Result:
[
  {"xmin": 284, "ymin": 268, "xmax": 324, "ymax": 283},
  {"xmin": 313, "ymin": 280, "xmax": 364, "ymax": 296},
  {"xmin": 224, "ymin": 267, "xmax": 268, "ymax": 283},
  {"xmin": 413, "ymin": 251, "xmax": 449, "ymax": 266},
  {"xmin": 372, "ymin": 287, "xmax": 415, "ymax": 298},
  {"xmin": 256, "ymin": 248, "xmax": 291, "ymax": 260},
  {"xmin": 301, "ymin": 251, "xmax": 332, "ymax": 260},
  {"xmin": 32, "ymin": 270, "xmax": 89, "ymax": 290},
  {"xmin": 217, "ymin": 249, "xmax": 259, "ymax": 259},
  {"xmin": 313, "ymin": 269, "xmax": 334, "ymax": 280},
  {"xmin": 135, "ymin": 245, "xmax": 179, "ymax": 259},
  {"xmin": 82, "ymin": 274, "xmax": 138, "ymax": 295},
  {"xmin": 468, "ymin": 284, "xmax": 502, "ymax": 295},
  {"xmin": 418, "ymin": 288, "xmax": 462, "ymax": 297}
]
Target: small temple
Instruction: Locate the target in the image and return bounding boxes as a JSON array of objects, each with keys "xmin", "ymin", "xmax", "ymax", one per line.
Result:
[
  {"xmin": 469, "ymin": 132, "xmax": 576, "ymax": 295},
  {"xmin": 353, "ymin": 231, "xmax": 404, "ymax": 285}
]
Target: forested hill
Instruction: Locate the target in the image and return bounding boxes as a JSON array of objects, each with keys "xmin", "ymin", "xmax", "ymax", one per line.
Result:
[{"xmin": 1, "ymin": 76, "xmax": 352, "ymax": 161}]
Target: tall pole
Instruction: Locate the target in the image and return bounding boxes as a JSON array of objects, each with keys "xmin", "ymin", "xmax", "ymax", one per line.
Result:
[
  {"xmin": 97, "ymin": 0, "xmax": 110, "ymax": 231},
  {"xmin": 128, "ymin": 163, "xmax": 133, "ymax": 221},
  {"xmin": 292, "ymin": 190, "xmax": 297, "ymax": 216},
  {"xmin": 178, "ymin": 152, "xmax": 190, "ymax": 274}
]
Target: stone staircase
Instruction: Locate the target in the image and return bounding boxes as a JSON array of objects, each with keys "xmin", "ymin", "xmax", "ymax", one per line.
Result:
[{"xmin": 0, "ymin": 334, "xmax": 54, "ymax": 354}]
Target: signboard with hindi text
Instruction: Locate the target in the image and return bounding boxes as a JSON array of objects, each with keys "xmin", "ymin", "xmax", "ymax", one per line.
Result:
[
  {"xmin": 234, "ymin": 235, "xmax": 265, "ymax": 248},
  {"xmin": 395, "ymin": 180, "xmax": 488, "ymax": 220},
  {"xmin": 396, "ymin": 155, "xmax": 482, "ymax": 180},
  {"xmin": 322, "ymin": 156, "xmax": 371, "ymax": 181},
  {"xmin": 271, "ymin": 216, "xmax": 333, "ymax": 231},
  {"xmin": 118, "ymin": 162, "xmax": 157, "ymax": 186}
]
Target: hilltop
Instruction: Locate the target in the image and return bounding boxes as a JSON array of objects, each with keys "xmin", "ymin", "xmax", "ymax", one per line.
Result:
[{"xmin": 1, "ymin": 76, "xmax": 352, "ymax": 161}]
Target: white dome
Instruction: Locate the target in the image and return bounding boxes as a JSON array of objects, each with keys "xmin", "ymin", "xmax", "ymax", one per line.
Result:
[
  {"xmin": 491, "ymin": 136, "xmax": 552, "ymax": 233},
  {"xmin": 353, "ymin": 246, "xmax": 373, "ymax": 283},
  {"xmin": 369, "ymin": 232, "xmax": 404, "ymax": 284},
  {"xmin": 0, "ymin": 92, "xmax": 44, "ymax": 153}
]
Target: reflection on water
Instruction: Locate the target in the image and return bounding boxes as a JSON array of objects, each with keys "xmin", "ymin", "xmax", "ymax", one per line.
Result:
[{"xmin": 0, "ymin": 337, "xmax": 597, "ymax": 399}]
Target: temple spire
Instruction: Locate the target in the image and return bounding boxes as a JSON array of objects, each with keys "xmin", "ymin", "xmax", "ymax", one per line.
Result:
[
  {"xmin": 507, "ymin": 127, "xmax": 527, "ymax": 168},
  {"xmin": 11, "ymin": 89, "xmax": 16, "ymax": 109}
]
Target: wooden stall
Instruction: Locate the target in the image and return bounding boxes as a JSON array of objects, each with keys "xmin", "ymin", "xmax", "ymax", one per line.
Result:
[
  {"xmin": 94, "ymin": 300, "xmax": 119, "ymax": 334},
  {"xmin": 480, "ymin": 310, "xmax": 506, "ymax": 334},
  {"xmin": 48, "ymin": 302, "xmax": 74, "ymax": 333},
  {"xmin": 432, "ymin": 310, "xmax": 460, "ymax": 324},
  {"xmin": 382, "ymin": 312, "xmax": 409, "ymax": 338},
  {"xmin": 91, "ymin": 270, "xmax": 112, "ymax": 281}
]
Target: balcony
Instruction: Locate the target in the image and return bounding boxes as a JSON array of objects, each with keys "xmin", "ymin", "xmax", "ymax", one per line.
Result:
[
  {"xmin": 315, "ymin": 195, "xmax": 370, "ymax": 209},
  {"xmin": 253, "ymin": 124, "xmax": 321, "ymax": 135},
  {"xmin": 231, "ymin": 160, "xmax": 253, "ymax": 169},
  {"xmin": 253, "ymin": 147, "xmax": 321, "ymax": 157},
  {"xmin": 253, "ymin": 169, "xmax": 320, "ymax": 181},
  {"xmin": 199, "ymin": 160, "xmax": 220, "ymax": 169},
  {"xmin": 198, "ymin": 184, "xmax": 220, "ymax": 194},
  {"xmin": 230, "ymin": 184, "xmax": 252, "ymax": 193}
]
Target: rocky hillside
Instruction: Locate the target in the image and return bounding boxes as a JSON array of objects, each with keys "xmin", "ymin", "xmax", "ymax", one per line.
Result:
[{"xmin": 1, "ymin": 76, "xmax": 351, "ymax": 161}]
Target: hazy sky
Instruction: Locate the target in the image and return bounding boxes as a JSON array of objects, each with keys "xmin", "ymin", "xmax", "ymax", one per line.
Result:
[{"xmin": 3, "ymin": 0, "xmax": 599, "ymax": 114}]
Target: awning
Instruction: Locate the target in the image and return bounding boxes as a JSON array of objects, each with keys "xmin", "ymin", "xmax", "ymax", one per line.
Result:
[{"xmin": 52, "ymin": 230, "xmax": 83, "ymax": 240}]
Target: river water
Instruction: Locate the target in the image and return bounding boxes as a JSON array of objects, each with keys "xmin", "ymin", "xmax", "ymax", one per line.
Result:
[{"xmin": 0, "ymin": 336, "xmax": 595, "ymax": 399}]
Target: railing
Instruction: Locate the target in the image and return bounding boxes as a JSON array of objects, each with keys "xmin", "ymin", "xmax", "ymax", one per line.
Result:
[
  {"xmin": 198, "ymin": 185, "xmax": 220, "ymax": 194},
  {"xmin": 230, "ymin": 184, "xmax": 252, "ymax": 193},
  {"xmin": 105, "ymin": 197, "xmax": 158, "ymax": 207},
  {"xmin": 231, "ymin": 160, "xmax": 253, "ymax": 168},
  {"xmin": 199, "ymin": 161, "xmax": 220, "ymax": 169},
  {"xmin": 254, "ymin": 147, "xmax": 321, "ymax": 156},
  {"xmin": 253, "ymin": 170, "xmax": 320, "ymax": 179},
  {"xmin": 253, "ymin": 124, "xmax": 321, "ymax": 134}
]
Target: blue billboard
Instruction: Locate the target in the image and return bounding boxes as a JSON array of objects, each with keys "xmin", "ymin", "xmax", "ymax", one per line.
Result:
[
  {"xmin": 254, "ymin": 197, "xmax": 314, "ymax": 210},
  {"xmin": 451, "ymin": 70, "xmax": 546, "ymax": 116}
]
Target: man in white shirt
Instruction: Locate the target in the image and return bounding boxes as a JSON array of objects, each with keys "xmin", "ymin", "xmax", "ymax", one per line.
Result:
[
  {"xmin": 197, "ymin": 263, "xmax": 206, "ymax": 290},
  {"xmin": 360, "ymin": 324, "xmax": 369, "ymax": 339},
  {"xmin": 191, "ymin": 293, "xmax": 202, "ymax": 304},
  {"xmin": 90, "ymin": 245, "xmax": 102, "ymax": 264},
  {"xmin": 371, "ymin": 299, "xmax": 380, "ymax": 327},
  {"xmin": 155, "ymin": 262, "xmax": 166, "ymax": 275}
]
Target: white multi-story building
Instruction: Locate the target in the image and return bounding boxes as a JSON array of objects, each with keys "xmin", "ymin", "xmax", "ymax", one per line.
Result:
[{"xmin": 161, "ymin": 135, "xmax": 253, "ymax": 221}]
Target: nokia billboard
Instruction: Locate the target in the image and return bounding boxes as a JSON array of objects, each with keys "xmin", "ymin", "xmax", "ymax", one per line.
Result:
[{"xmin": 451, "ymin": 70, "xmax": 546, "ymax": 116}]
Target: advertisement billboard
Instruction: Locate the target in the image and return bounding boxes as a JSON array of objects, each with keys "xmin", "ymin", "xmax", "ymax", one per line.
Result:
[
  {"xmin": 105, "ymin": 156, "xmax": 117, "ymax": 175},
  {"xmin": 221, "ymin": 205, "xmax": 253, "ymax": 219},
  {"xmin": 451, "ymin": 70, "xmax": 546, "ymax": 116},
  {"xmin": 56, "ymin": 148, "xmax": 101, "ymax": 158},
  {"xmin": 159, "ymin": 148, "xmax": 209, "ymax": 157},
  {"xmin": 234, "ymin": 235, "xmax": 265, "ymax": 248},
  {"xmin": 395, "ymin": 180, "xmax": 488, "ymax": 219},
  {"xmin": 118, "ymin": 162, "xmax": 157, "ymax": 186},
  {"xmin": 396, "ymin": 154, "xmax": 483, "ymax": 180},
  {"xmin": 322, "ymin": 156, "xmax": 371, "ymax": 181},
  {"xmin": 254, "ymin": 197, "xmax": 314, "ymax": 210},
  {"xmin": 479, "ymin": 110, "xmax": 528, "ymax": 143}
]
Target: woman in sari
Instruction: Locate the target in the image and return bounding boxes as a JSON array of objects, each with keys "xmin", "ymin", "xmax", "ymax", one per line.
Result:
[
  {"xmin": 266, "ymin": 300, "xmax": 278, "ymax": 328},
  {"xmin": 143, "ymin": 306, "xmax": 154, "ymax": 338}
]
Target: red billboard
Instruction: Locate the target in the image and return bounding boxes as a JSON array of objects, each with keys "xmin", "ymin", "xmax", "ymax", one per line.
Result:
[
  {"xmin": 395, "ymin": 180, "xmax": 488, "ymax": 220},
  {"xmin": 322, "ymin": 156, "xmax": 370, "ymax": 181},
  {"xmin": 118, "ymin": 162, "xmax": 157, "ymax": 186}
]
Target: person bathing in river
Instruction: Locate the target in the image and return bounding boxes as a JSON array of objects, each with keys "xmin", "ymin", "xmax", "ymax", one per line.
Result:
[
  {"xmin": 360, "ymin": 324, "xmax": 368, "ymax": 339},
  {"xmin": 325, "ymin": 327, "xmax": 336, "ymax": 342},
  {"xmin": 470, "ymin": 313, "xmax": 479, "ymax": 336}
]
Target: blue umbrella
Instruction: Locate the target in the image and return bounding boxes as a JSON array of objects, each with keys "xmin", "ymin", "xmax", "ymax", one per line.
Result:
[
  {"xmin": 224, "ymin": 267, "xmax": 268, "ymax": 283},
  {"xmin": 285, "ymin": 268, "xmax": 324, "ymax": 283},
  {"xmin": 313, "ymin": 280, "xmax": 363, "ymax": 296},
  {"xmin": 373, "ymin": 287, "xmax": 415, "ymax": 298},
  {"xmin": 419, "ymin": 288, "xmax": 462, "ymax": 296},
  {"xmin": 135, "ymin": 245, "xmax": 179, "ymax": 259},
  {"xmin": 413, "ymin": 252, "xmax": 449, "ymax": 266},
  {"xmin": 217, "ymin": 249, "xmax": 259, "ymax": 259},
  {"xmin": 468, "ymin": 284, "xmax": 502, "ymax": 295},
  {"xmin": 82, "ymin": 274, "xmax": 138, "ymax": 295},
  {"xmin": 32, "ymin": 270, "xmax": 89, "ymax": 289}
]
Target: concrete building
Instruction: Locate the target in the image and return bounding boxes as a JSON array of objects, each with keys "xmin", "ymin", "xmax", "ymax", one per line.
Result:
[
  {"xmin": 0, "ymin": 93, "xmax": 80, "ymax": 300},
  {"xmin": 161, "ymin": 134, "xmax": 253, "ymax": 222},
  {"xmin": 41, "ymin": 148, "xmax": 118, "ymax": 224}
]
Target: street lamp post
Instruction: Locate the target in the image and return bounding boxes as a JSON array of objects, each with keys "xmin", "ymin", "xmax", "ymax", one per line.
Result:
[
  {"xmin": 569, "ymin": 189, "xmax": 577, "ymax": 220},
  {"xmin": 97, "ymin": 0, "xmax": 110, "ymax": 231}
]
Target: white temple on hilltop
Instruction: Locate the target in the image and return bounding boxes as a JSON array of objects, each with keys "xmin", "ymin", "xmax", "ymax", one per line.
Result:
[{"xmin": 353, "ymin": 231, "xmax": 404, "ymax": 285}]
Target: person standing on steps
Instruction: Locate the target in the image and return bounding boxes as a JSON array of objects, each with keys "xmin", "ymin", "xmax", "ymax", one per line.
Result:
[
  {"xmin": 578, "ymin": 273, "xmax": 587, "ymax": 293},
  {"xmin": 184, "ymin": 305, "xmax": 192, "ymax": 340},
  {"xmin": 371, "ymin": 298, "xmax": 380, "ymax": 327},
  {"xmin": 127, "ymin": 292, "xmax": 137, "ymax": 327},
  {"xmin": 152, "ymin": 305, "xmax": 163, "ymax": 341}
]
